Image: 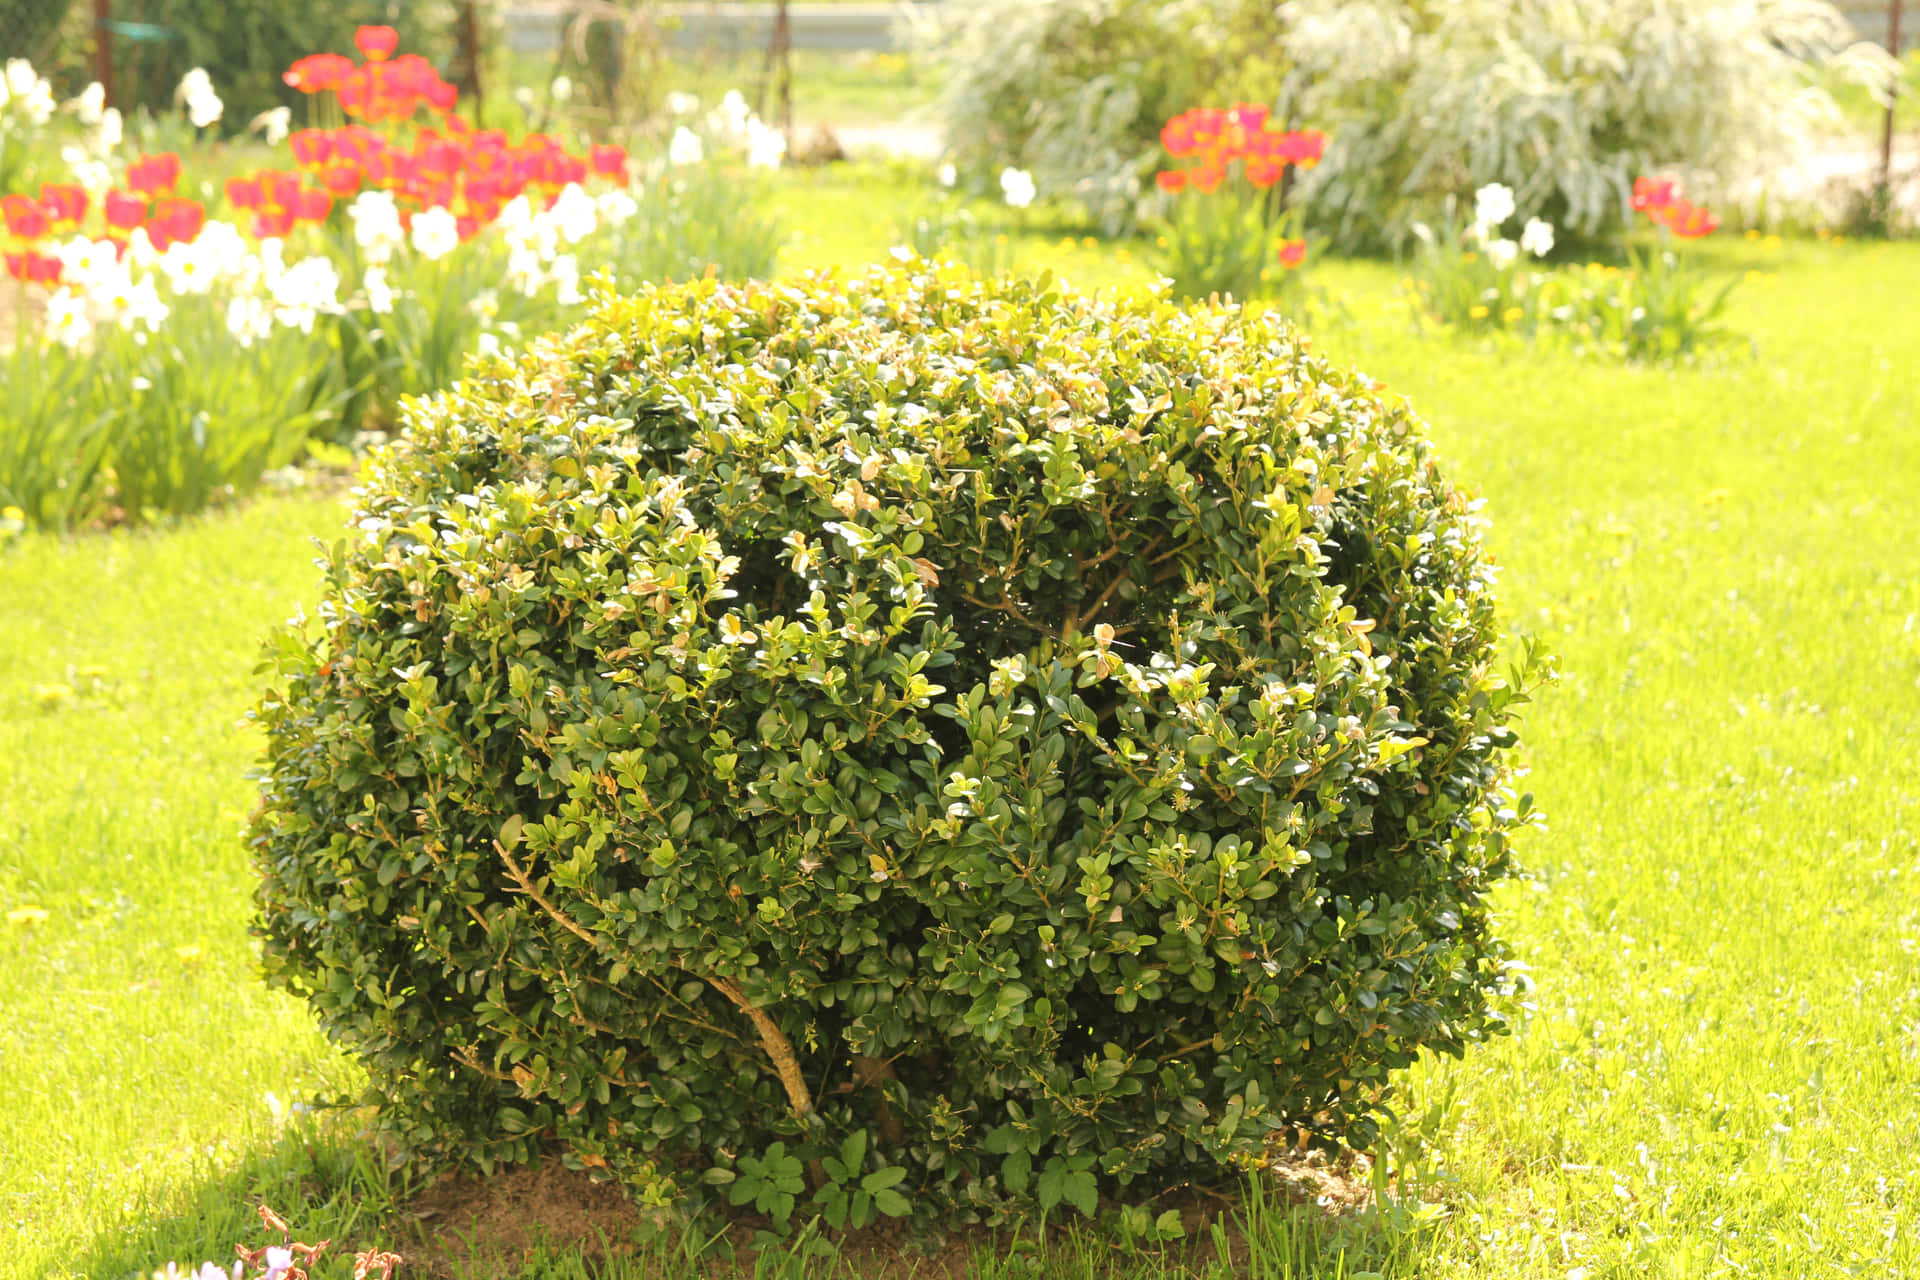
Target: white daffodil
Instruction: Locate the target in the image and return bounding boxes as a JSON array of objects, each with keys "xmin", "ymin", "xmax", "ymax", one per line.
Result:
[
  {"xmin": 596, "ymin": 189, "xmax": 638, "ymax": 226},
  {"xmin": 1472, "ymin": 182, "xmax": 1515, "ymax": 230},
  {"xmin": 1520, "ymin": 217, "xmax": 1555, "ymax": 258},
  {"xmin": 226, "ymin": 295, "xmax": 273, "ymax": 347},
  {"xmin": 64, "ymin": 82, "xmax": 105, "ymax": 125},
  {"xmin": 409, "ymin": 206, "xmax": 460, "ymax": 261},
  {"xmin": 999, "ymin": 167, "xmax": 1036, "ymax": 210},
  {"xmin": 363, "ymin": 266, "xmax": 394, "ymax": 315},
  {"xmin": 45, "ymin": 289, "xmax": 91, "ymax": 351},
  {"xmin": 251, "ymin": 106, "xmax": 291, "ymax": 146},
  {"xmin": 937, "ymin": 162, "xmax": 957, "ymax": 189},
  {"xmin": 668, "ymin": 126, "xmax": 704, "ymax": 168},
  {"xmin": 550, "ymin": 254, "xmax": 582, "ymax": 305},
  {"xmin": 348, "ymin": 190, "xmax": 405, "ymax": 264},
  {"xmin": 745, "ymin": 119, "xmax": 786, "ymax": 170},
  {"xmin": 1486, "ymin": 237, "xmax": 1520, "ymax": 270},
  {"xmin": 549, "ymin": 183, "xmax": 597, "ymax": 244}
]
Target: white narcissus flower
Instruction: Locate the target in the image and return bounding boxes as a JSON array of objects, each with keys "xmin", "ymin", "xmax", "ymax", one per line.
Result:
[
  {"xmin": 505, "ymin": 244, "xmax": 545, "ymax": 297},
  {"xmin": 596, "ymin": 189, "xmax": 638, "ymax": 226},
  {"xmin": 713, "ymin": 89, "xmax": 752, "ymax": 139},
  {"xmin": 54, "ymin": 234, "xmax": 118, "ymax": 291},
  {"xmin": 745, "ymin": 119, "xmax": 786, "ymax": 170},
  {"xmin": 549, "ymin": 183, "xmax": 597, "ymax": 244},
  {"xmin": 194, "ymin": 220, "xmax": 251, "ymax": 280},
  {"xmin": 65, "ymin": 82, "xmax": 105, "ymax": 125},
  {"xmin": 175, "ymin": 68, "xmax": 213, "ymax": 102},
  {"xmin": 158, "ymin": 238, "xmax": 216, "ymax": 295},
  {"xmin": 550, "ymin": 254, "xmax": 582, "ymax": 305},
  {"xmin": 937, "ymin": 162, "xmax": 957, "ymax": 189},
  {"xmin": 97, "ymin": 107, "xmax": 123, "ymax": 151},
  {"xmin": 251, "ymin": 106, "xmax": 291, "ymax": 146},
  {"xmin": 550, "ymin": 75, "xmax": 573, "ymax": 103},
  {"xmin": 668, "ymin": 126, "xmax": 704, "ymax": 168},
  {"xmin": 348, "ymin": 190, "xmax": 405, "ymax": 264},
  {"xmin": 1472, "ymin": 182, "xmax": 1515, "ymax": 231},
  {"xmin": 1486, "ymin": 237, "xmax": 1520, "ymax": 270},
  {"xmin": 271, "ymin": 256, "xmax": 342, "ymax": 333},
  {"xmin": 666, "ymin": 91, "xmax": 699, "ymax": 116},
  {"xmin": 999, "ymin": 167, "xmax": 1036, "ymax": 209},
  {"xmin": 4, "ymin": 59, "xmax": 38, "ymax": 102},
  {"xmin": 226, "ymin": 295, "xmax": 273, "ymax": 347},
  {"xmin": 45, "ymin": 289, "xmax": 91, "ymax": 351},
  {"xmin": 410, "ymin": 206, "xmax": 460, "ymax": 261},
  {"xmin": 61, "ymin": 145, "xmax": 111, "ymax": 196},
  {"xmin": 1520, "ymin": 217, "xmax": 1555, "ymax": 258},
  {"xmin": 475, "ymin": 332, "xmax": 503, "ymax": 358},
  {"xmin": 363, "ymin": 266, "xmax": 394, "ymax": 315},
  {"xmin": 125, "ymin": 227, "xmax": 160, "ymax": 271},
  {"xmin": 118, "ymin": 276, "xmax": 169, "ymax": 332}
]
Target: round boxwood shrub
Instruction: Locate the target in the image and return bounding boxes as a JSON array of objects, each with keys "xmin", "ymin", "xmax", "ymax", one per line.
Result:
[{"xmin": 250, "ymin": 260, "xmax": 1539, "ymax": 1221}]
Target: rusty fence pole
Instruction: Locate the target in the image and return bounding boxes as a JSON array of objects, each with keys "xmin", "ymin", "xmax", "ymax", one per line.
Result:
[
  {"xmin": 1883, "ymin": 0, "xmax": 1906, "ymax": 194},
  {"xmin": 93, "ymin": 0, "xmax": 115, "ymax": 108}
]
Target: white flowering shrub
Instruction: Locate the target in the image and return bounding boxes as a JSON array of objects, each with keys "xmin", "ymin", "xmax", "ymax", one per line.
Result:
[
  {"xmin": 915, "ymin": 0, "xmax": 1275, "ymax": 235},
  {"xmin": 1279, "ymin": 0, "xmax": 1897, "ymax": 249}
]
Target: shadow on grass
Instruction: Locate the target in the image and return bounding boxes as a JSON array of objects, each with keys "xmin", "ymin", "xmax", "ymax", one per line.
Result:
[{"xmin": 62, "ymin": 1124, "xmax": 1444, "ymax": 1280}]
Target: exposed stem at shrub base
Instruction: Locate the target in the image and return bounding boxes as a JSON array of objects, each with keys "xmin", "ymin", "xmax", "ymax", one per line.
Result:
[{"xmin": 496, "ymin": 839, "xmax": 822, "ymax": 1159}]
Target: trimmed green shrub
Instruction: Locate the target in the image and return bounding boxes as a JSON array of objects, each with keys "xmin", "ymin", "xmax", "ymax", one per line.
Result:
[{"xmin": 250, "ymin": 261, "xmax": 1541, "ymax": 1221}]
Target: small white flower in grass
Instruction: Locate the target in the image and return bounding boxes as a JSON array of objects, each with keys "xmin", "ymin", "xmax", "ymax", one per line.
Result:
[
  {"xmin": 409, "ymin": 206, "xmax": 459, "ymax": 261},
  {"xmin": 186, "ymin": 89, "xmax": 222, "ymax": 129},
  {"xmin": 745, "ymin": 119, "xmax": 786, "ymax": 170},
  {"xmin": 999, "ymin": 167, "xmax": 1035, "ymax": 209},
  {"xmin": 175, "ymin": 67, "xmax": 212, "ymax": 102},
  {"xmin": 937, "ymin": 161, "xmax": 956, "ymax": 189},
  {"xmin": 270, "ymin": 256, "xmax": 341, "ymax": 333},
  {"xmin": 466, "ymin": 289, "xmax": 499, "ymax": 322},
  {"xmin": 1473, "ymin": 182, "xmax": 1515, "ymax": 230},
  {"xmin": 125, "ymin": 226, "xmax": 159, "ymax": 270},
  {"xmin": 668, "ymin": 126, "xmax": 704, "ymax": 167},
  {"xmin": 62, "ymin": 145, "xmax": 110, "ymax": 195},
  {"xmin": 251, "ymin": 105, "xmax": 291, "ymax": 145},
  {"xmin": 1520, "ymin": 217, "xmax": 1555, "ymax": 258},
  {"xmin": 550, "ymin": 254, "xmax": 582, "ymax": 305},
  {"xmin": 505, "ymin": 244, "xmax": 545, "ymax": 297},
  {"xmin": 550, "ymin": 75, "xmax": 573, "ymax": 103},
  {"xmin": 117, "ymin": 276, "xmax": 169, "ymax": 332},
  {"xmin": 476, "ymin": 332, "xmax": 502, "ymax": 358},
  {"xmin": 596, "ymin": 188, "xmax": 638, "ymax": 226},
  {"xmin": 97, "ymin": 107, "xmax": 122, "ymax": 150},
  {"xmin": 1486, "ymin": 237, "xmax": 1519, "ymax": 270},
  {"xmin": 4, "ymin": 59, "xmax": 39, "ymax": 102},
  {"xmin": 666, "ymin": 91, "xmax": 700, "ymax": 116},
  {"xmin": 158, "ymin": 238, "xmax": 216, "ymax": 295},
  {"xmin": 64, "ymin": 82, "xmax": 104, "ymax": 124},
  {"xmin": 45, "ymin": 289, "xmax": 91, "ymax": 350},
  {"xmin": 54, "ymin": 234, "xmax": 118, "ymax": 290},
  {"xmin": 549, "ymin": 183, "xmax": 597, "ymax": 243},
  {"xmin": 714, "ymin": 89, "xmax": 752, "ymax": 139},
  {"xmin": 363, "ymin": 266, "xmax": 394, "ymax": 314}
]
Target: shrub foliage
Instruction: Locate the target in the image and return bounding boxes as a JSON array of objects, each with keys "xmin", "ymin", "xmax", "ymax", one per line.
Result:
[{"xmin": 250, "ymin": 261, "xmax": 1539, "ymax": 1219}]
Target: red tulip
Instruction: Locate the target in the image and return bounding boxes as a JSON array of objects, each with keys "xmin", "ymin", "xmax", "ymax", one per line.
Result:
[
  {"xmin": 5, "ymin": 251, "xmax": 64, "ymax": 283},
  {"xmin": 1631, "ymin": 176, "xmax": 1678, "ymax": 214},
  {"xmin": 283, "ymin": 52, "xmax": 353, "ymax": 93},
  {"xmin": 590, "ymin": 144, "xmax": 628, "ymax": 182},
  {"xmin": 253, "ymin": 210, "xmax": 296, "ymax": 238},
  {"xmin": 38, "ymin": 184, "xmax": 88, "ymax": 225},
  {"xmin": 1154, "ymin": 169, "xmax": 1187, "ymax": 194},
  {"xmin": 1277, "ymin": 239, "xmax": 1307, "ymax": 269},
  {"xmin": 225, "ymin": 176, "xmax": 264, "ymax": 210},
  {"xmin": 290, "ymin": 129, "xmax": 334, "ymax": 168},
  {"xmin": 126, "ymin": 153, "xmax": 182, "ymax": 196},
  {"xmin": 104, "ymin": 190, "xmax": 147, "ymax": 230},
  {"xmin": 355, "ymin": 24, "xmax": 400, "ymax": 62},
  {"xmin": 2, "ymin": 193, "xmax": 49, "ymax": 240},
  {"xmin": 293, "ymin": 188, "xmax": 333, "ymax": 223},
  {"xmin": 263, "ymin": 170, "xmax": 303, "ymax": 210},
  {"xmin": 145, "ymin": 198, "xmax": 206, "ymax": 251}
]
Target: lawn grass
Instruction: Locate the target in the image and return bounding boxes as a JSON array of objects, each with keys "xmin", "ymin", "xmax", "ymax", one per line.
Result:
[{"xmin": 3, "ymin": 172, "xmax": 1918, "ymax": 1278}]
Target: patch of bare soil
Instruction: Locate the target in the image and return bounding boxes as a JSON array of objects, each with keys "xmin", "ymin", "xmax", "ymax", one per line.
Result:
[{"xmin": 394, "ymin": 1150, "xmax": 1378, "ymax": 1280}]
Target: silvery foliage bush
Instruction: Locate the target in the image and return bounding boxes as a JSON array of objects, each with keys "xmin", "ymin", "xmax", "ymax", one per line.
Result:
[
  {"xmin": 911, "ymin": 0, "xmax": 1260, "ymax": 235},
  {"xmin": 251, "ymin": 260, "xmax": 1542, "ymax": 1221},
  {"xmin": 1278, "ymin": 0, "xmax": 1898, "ymax": 250}
]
